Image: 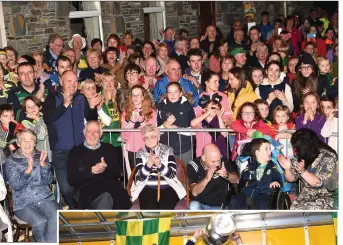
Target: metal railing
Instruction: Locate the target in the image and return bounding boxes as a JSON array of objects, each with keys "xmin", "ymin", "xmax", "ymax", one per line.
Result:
[{"xmin": 99, "ymin": 128, "xmax": 341, "ymax": 187}]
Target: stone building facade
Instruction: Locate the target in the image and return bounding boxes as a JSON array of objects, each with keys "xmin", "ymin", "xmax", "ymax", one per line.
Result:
[{"xmin": 2, "ymin": 1, "xmax": 316, "ymax": 55}]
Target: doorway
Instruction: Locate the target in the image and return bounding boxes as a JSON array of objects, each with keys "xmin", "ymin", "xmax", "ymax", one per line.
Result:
[{"xmin": 199, "ymin": 1, "xmax": 216, "ymax": 36}]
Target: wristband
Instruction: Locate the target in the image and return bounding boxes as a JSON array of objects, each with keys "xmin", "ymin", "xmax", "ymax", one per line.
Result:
[{"xmin": 190, "ymin": 237, "xmax": 197, "ymax": 243}]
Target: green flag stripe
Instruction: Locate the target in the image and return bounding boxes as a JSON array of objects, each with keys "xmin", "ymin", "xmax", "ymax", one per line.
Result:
[
  {"xmin": 127, "ymin": 236, "xmax": 142, "ymax": 245},
  {"xmin": 143, "ymin": 219, "xmax": 159, "ymax": 235},
  {"xmin": 115, "ymin": 221, "xmax": 128, "ymax": 236},
  {"xmin": 158, "ymin": 231, "xmax": 170, "ymax": 245}
]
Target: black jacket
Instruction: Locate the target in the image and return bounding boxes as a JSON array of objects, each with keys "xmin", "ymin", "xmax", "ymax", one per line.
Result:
[{"xmin": 157, "ymin": 96, "xmax": 195, "ymax": 154}]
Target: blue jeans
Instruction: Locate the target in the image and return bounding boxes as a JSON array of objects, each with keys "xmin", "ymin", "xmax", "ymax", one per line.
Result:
[
  {"xmin": 52, "ymin": 150, "xmax": 74, "ymax": 208},
  {"xmin": 188, "ymin": 200, "xmax": 221, "ymax": 210},
  {"xmin": 15, "ymin": 200, "xmax": 58, "ymax": 242}
]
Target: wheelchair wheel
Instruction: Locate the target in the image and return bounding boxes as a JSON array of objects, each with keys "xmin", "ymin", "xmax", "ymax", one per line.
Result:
[{"xmin": 277, "ymin": 192, "xmax": 292, "ymax": 210}]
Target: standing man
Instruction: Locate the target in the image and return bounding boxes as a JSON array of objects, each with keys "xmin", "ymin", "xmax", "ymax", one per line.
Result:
[
  {"xmin": 43, "ymin": 70, "xmax": 101, "ymax": 208},
  {"xmin": 200, "ymin": 25, "xmax": 221, "ymax": 57},
  {"xmin": 43, "ymin": 34, "xmax": 64, "ymax": 72}
]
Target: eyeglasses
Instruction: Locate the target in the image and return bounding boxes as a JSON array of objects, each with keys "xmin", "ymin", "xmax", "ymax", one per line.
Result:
[
  {"xmin": 143, "ymin": 135, "xmax": 158, "ymax": 141},
  {"xmin": 19, "ymin": 71, "xmax": 34, "ymax": 77},
  {"xmin": 300, "ymin": 66, "xmax": 312, "ymax": 70},
  {"xmin": 126, "ymin": 71, "xmax": 139, "ymax": 76},
  {"xmin": 242, "ymin": 112, "xmax": 255, "ymax": 116}
]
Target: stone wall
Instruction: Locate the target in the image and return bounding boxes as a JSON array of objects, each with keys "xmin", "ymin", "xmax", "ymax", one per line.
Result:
[
  {"xmin": 2, "ymin": 1, "xmax": 71, "ymax": 55},
  {"xmin": 101, "ymin": 1, "xmax": 145, "ymax": 40},
  {"xmin": 165, "ymin": 1, "xmax": 199, "ymax": 37}
]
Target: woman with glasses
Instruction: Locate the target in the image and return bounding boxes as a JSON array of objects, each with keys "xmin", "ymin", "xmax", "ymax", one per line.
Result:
[
  {"xmin": 255, "ymin": 60, "xmax": 293, "ymax": 120},
  {"xmin": 121, "ymin": 85, "xmax": 156, "ymax": 183},
  {"xmin": 132, "ymin": 124, "xmax": 186, "ymax": 209},
  {"xmin": 291, "ymin": 53, "xmax": 330, "ymax": 113},
  {"xmin": 117, "ymin": 63, "xmax": 142, "ymax": 112}
]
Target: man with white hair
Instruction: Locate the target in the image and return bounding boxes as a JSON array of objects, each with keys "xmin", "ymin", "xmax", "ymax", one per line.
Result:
[
  {"xmin": 67, "ymin": 121, "xmax": 131, "ymax": 209},
  {"xmin": 170, "ymin": 36, "xmax": 189, "ymax": 74},
  {"xmin": 154, "ymin": 59, "xmax": 199, "ymax": 106}
]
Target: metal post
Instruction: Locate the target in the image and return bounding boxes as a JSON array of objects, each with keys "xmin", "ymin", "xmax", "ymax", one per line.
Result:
[{"xmin": 283, "ymin": 1, "xmax": 287, "ymax": 17}]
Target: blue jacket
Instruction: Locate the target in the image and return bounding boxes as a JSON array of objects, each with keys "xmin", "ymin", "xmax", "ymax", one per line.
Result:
[
  {"xmin": 5, "ymin": 149, "xmax": 54, "ymax": 211},
  {"xmin": 43, "ymin": 88, "xmax": 98, "ymax": 151},
  {"xmin": 240, "ymin": 159, "xmax": 283, "ymax": 197},
  {"xmin": 258, "ymin": 23, "xmax": 273, "ymax": 41},
  {"xmin": 153, "ymin": 76, "xmax": 199, "ymax": 106}
]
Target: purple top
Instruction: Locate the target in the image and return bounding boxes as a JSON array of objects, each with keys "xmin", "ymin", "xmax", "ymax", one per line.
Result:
[{"xmin": 295, "ymin": 113, "xmax": 326, "ymax": 142}]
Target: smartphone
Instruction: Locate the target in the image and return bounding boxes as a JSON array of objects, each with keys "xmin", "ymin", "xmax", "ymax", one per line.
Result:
[
  {"xmin": 278, "ymin": 28, "xmax": 282, "ymax": 35},
  {"xmin": 307, "ymin": 33, "xmax": 316, "ymax": 38}
]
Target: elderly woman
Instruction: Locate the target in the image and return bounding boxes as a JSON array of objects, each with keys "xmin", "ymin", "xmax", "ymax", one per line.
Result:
[
  {"xmin": 5, "ymin": 129, "xmax": 58, "ymax": 242},
  {"xmin": 132, "ymin": 124, "xmax": 186, "ymax": 209},
  {"xmin": 278, "ymin": 128, "xmax": 337, "ymax": 210},
  {"xmin": 79, "ymin": 48, "xmax": 108, "ymax": 82},
  {"xmin": 68, "ymin": 34, "xmax": 88, "ymax": 70}
]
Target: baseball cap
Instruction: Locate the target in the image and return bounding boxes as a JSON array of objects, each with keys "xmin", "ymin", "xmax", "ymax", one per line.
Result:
[{"xmin": 231, "ymin": 47, "xmax": 248, "ymax": 56}]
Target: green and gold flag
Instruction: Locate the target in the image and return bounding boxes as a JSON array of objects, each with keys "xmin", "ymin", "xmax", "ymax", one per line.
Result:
[{"xmin": 115, "ymin": 218, "xmax": 171, "ymax": 245}]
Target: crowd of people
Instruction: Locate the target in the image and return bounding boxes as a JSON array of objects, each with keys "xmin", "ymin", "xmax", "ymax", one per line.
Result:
[{"xmin": 0, "ymin": 6, "xmax": 339, "ymax": 242}]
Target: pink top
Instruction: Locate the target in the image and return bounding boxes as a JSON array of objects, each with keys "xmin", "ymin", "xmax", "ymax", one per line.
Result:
[
  {"xmin": 121, "ymin": 110, "xmax": 157, "ymax": 152},
  {"xmin": 194, "ymin": 91, "xmax": 233, "ymax": 120}
]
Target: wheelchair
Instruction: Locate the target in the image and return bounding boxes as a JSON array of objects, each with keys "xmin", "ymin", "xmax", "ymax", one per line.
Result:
[{"xmin": 234, "ymin": 138, "xmax": 295, "ymax": 210}]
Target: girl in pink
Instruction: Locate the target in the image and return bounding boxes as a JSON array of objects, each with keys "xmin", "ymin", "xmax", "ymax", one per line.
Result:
[
  {"xmin": 121, "ymin": 85, "xmax": 157, "ymax": 181},
  {"xmin": 195, "ymin": 70, "xmax": 233, "ymax": 126},
  {"xmin": 191, "ymin": 99, "xmax": 228, "ymax": 157}
]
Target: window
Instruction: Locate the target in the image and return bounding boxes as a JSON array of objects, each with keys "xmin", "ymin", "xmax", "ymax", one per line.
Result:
[
  {"xmin": 143, "ymin": 2, "xmax": 166, "ymax": 40},
  {"xmin": 69, "ymin": 1, "xmax": 103, "ymax": 49},
  {"xmin": 0, "ymin": 2, "xmax": 7, "ymax": 47}
]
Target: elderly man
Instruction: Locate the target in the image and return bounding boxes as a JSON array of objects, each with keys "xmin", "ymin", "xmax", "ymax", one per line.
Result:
[
  {"xmin": 247, "ymin": 44, "xmax": 268, "ymax": 69},
  {"xmin": 232, "ymin": 47, "xmax": 252, "ymax": 78},
  {"xmin": 170, "ymin": 37, "xmax": 189, "ymax": 74},
  {"xmin": 153, "ymin": 59, "xmax": 199, "ymax": 106},
  {"xmin": 43, "ymin": 33, "xmax": 64, "ymax": 71},
  {"xmin": 200, "ymin": 25, "xmax": 221, "ymax": 56},
  {"xmin": 187, "ymin": 144, "xmax": 239, "ymax": 210},
  {"xmin": 43, "ymin": 70, "xmax": 100, "ymax": 208},
  {"xmin": 229, "ymin": 29, "xmax": 245, "ymax": 51},
  {"xmin": 67, "ymin": 121, "xmax": 131, "ymax": 209}
]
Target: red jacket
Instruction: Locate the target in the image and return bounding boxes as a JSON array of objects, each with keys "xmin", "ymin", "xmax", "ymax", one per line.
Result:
[
  {"xmin": 301, "ymin": 38, "xmax": 327, "ymax": 56},
  {"xmin": 230, "ymin": 119, "xmax": 275, "ymax": 160}
]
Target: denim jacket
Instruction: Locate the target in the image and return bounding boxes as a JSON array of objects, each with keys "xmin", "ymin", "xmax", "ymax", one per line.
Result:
[{"xmin": 5, "ymin": 149, "xmax": 54, "ymax": 211}]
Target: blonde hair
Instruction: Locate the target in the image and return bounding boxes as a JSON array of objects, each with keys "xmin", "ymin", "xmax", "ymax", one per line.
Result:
[
  {"xmin": 272, "ymin": 105, "xmax": 291, "ymax": 124},
  {"xmin": 79, "ymin": 79, "xmax": 96, "ymax": 91},
  {"xmin": 316, "ymin": 56, "xmax": 330, "ymax": 65},
  {"xmin": 86, "ymin": 48, "xmax": 101, "ymax": 59}
]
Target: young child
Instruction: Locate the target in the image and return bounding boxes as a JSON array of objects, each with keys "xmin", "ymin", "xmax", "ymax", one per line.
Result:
[
  {"xmin": 277, "ymin": 43, "xmax": 290, "ymax": 73},
  {"xmin": 228, "ymin": 138, "xmax": 283, "ymax": 210},
  {"xmin": 272, "ymin": 105, "xmax": 296, "ymax": 158},
  {"xmin": 20, "ymin": 96, "xmax": 52, "ymax": 162},
  {"xmin": 254, "ymin": 99, "xmax": 271, "ymax": 126},
  {"xmin": 320, "ymin": 96, "xmax": 338, "ymax": 152},
  {"xmin": 230, "ymin": 102, "xmax": 275, "ymax": 161},
  {"xmin": 295, "ymin": 92, "xmax": 326, "ymax": 142},
  {"xmin": 317, "ymin": 56, "xmax": 337, "ymax": 97},
  {"xmin": 0, "ymin": 104, "xmax": 24, "ymax": 161}
]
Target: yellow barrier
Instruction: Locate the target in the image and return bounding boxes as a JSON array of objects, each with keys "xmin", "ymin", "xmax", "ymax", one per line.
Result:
[{"xmin": 61, "ymin": 224, "xmax": 335, "ymax": 245}]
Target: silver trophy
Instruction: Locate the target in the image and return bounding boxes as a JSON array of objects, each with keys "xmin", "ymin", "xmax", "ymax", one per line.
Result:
[{"xmin": 202, "ymin": 213, "xmax": 237, "ymax": 245}]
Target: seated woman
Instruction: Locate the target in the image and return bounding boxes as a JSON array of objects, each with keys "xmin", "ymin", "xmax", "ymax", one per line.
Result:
[
  {"xmin": 121, "ymin": 85, "xmax": 156, "ymax": 182},
  {"xmin": 5, "ymin": 129, "xmax": 58, "ymax": 242},
  {"xmin": 132, "ymin": 124, "xmax": 186, "ymax": 209},
  {"xmin": 191, "ymin": 99, "xmax": 228, "ymax": 157},
  {"xmin": 278, "ymin": 128, "xmax": 337, "ymax": 210}
]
